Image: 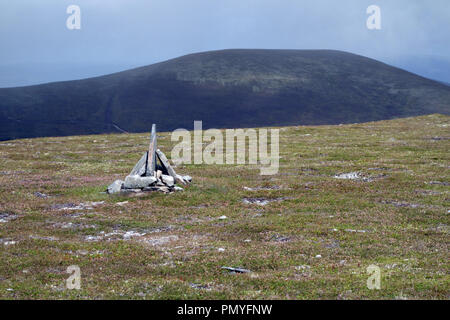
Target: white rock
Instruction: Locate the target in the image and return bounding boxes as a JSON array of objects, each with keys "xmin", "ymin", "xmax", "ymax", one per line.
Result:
[
  {"xmin": 161, "ymin": 175, "xmax": 175, "ymax": 187},
  {"xmin": 315, "ymin": 254, "xmax": 322, "ymax": 258},
  {"xmin": 218, "ymin": 215, "xmax": 227, "ymax": 220},
  {"xmin": 107, "ymin": 180, "xmax": 124, "ymax": 194},
  {"xmin": 218, "ymin": 248, "xmax": 226, "ymax": 252},
  {"xmin": 334, "ymin": 172, "xmax": 360, "ymax": 180}
]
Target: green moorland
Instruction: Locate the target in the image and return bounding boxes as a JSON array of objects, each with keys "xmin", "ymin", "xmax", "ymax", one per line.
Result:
[{"xmin": 0, "ymin": 114, "xmax": 448, "ymax": 299}]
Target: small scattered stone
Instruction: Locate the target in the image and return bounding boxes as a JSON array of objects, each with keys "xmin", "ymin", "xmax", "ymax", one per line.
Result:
[
  {"xmin": 269, "ymin": 234, "xmax": 291, "ymax": 242},
  {"xmin": 243, "ymin": 198, "xmax": 269, "ymax": 206},
  {"xmin": 190, "ymin": 283, "xmax": 209, "ymax": 290},
  {"xmin": 345, "ymin": 229, "xmax": 367, "ymax": 233},
  {"xmin": 221, "ymin": 266, "xmax": 251, "ymax": 274},
  {"xmin": 295, "ymin": 265, "xmax": 311, "ymax": 271},
  {"xmin": 34, "ymin": 192, "xmax": 50, "ymax": 198},
  {"xmin": 0, "ymin": 239, "xmax": 16, "ymax": 246},
  {"xmin": 334, "ymin": 172, "xmax": 360, "ymax": 180}
]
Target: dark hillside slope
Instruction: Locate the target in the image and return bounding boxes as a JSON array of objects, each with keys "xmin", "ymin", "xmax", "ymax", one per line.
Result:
[{"xmin": 0, "ymin": 49, "xmax": 449, "ymax": 140}]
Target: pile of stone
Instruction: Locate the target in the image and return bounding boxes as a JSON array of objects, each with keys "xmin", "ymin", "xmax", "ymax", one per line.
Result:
[{"xmin": 107, "ymin": 124, "xmax": 192, "ymax": 194}]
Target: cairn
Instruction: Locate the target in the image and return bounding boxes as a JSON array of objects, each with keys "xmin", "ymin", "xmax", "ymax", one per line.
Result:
[{"xmin": 107, "ymin": 124, "xmax": 192, "ymax": 194}]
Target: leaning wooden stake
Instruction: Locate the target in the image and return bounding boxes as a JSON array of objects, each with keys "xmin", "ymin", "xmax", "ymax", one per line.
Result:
[{"xmin": 146, "ymin": 124, "xmax": 157, "ymax": 176}]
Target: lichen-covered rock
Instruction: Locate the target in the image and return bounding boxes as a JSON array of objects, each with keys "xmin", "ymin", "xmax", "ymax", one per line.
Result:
[
  {"xmin": 107, "ymin": 180, "xmax": 124, "ymax": 194},
  {"xmin": 123, "ymin": 175, "xmax": 157, "ymax": 189}
]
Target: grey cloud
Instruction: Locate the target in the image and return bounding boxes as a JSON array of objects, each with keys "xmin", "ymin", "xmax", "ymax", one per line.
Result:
[{"xmin": 0, "ymin": 0, "xmax": 449, "ymax": 86}]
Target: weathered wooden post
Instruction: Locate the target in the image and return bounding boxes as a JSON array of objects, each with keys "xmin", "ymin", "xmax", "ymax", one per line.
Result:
[{"xmin": 146, "ymin": 124, "xmax": 157, "ymax": 176}]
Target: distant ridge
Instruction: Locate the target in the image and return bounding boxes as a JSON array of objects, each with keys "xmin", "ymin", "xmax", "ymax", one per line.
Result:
[{"xmin": 0, "ymin": 49, "xmax": 449, "ymax": 141}]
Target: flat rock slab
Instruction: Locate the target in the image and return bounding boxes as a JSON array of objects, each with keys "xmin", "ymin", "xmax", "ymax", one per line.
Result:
[{"xmin": 123, "ymin": 175, "xmax": 157, "ymax": 189}]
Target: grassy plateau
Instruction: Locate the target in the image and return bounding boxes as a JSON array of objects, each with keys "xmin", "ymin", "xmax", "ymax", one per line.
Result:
[{"xmin": 0, "ymin": 114, "xmax": 448, "ymax": 299}]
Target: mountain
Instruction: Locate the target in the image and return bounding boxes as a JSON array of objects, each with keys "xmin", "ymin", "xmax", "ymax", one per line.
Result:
[
  {"xmin": 0, "ymin": 49, "xmax": 449, "ymax": 141},
  {"xmin": 381, "ymin": 54, "xmax": 450, "ymax": 84}
]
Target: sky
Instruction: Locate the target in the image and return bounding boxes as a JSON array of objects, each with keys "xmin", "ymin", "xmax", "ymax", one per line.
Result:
[{"xmin": 0, "ymin": 0, "xmax": 449, "ymax": 87}]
